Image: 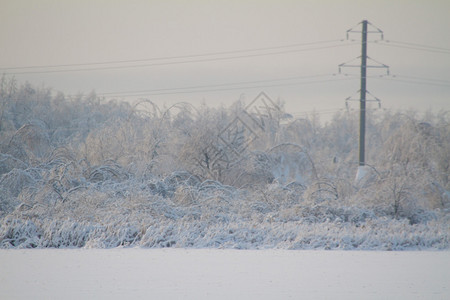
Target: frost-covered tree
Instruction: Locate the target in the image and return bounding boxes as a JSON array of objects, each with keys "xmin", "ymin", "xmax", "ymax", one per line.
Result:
[{"xmin": 0, "ymin": 79, "xmax": 448, "ymax": 249}]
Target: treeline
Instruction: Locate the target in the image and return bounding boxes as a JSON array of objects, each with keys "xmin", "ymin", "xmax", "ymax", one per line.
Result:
[{"xmin": 0, "ymin": 77, "xmax": 449, "ymax": 249}]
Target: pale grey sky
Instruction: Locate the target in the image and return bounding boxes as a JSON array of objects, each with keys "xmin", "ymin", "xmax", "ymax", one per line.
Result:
[{"xmin": 1, "ymin": 0, "xmax": 449, "ymax": 120}]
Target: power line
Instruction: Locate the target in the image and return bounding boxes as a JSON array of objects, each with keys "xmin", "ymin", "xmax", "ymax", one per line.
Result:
[
  {"xmin": 8, "ymin": 73, "xmax": 356, "ymax": 100},
  {"xmin": 98, "ymin": 74, "xmax": 333, "ymax": 96},
  {"xmin": 0, "ymin": 39, "xmax": 342, "ymax": 70},
  {"xmin": 386, "ymin": 40, "xmax": 450, "ymax": 52},
  {"xmin": 373, "ymin": 40, "xmax": 450, "ymax": 54},
  {"xmin": 391, "ymin": 74, "xmax": 450, "ymax": 84},
  {"xmin": 2, "ymin": 106, "xmax": 347, "ymax": 134},
  {"xmin": 373, "ymin": 75, "xmax": 450, "ymax": 87},
  {"xmin": 4, "ymin": 43, "xmax": 355, "ymax": 75},
  {"xmin": 96, "ymin": 76, "xmax": 355, "ymax": 98},
  {"xmin": 1, "ymin": 40, "xmax": 349, "ymax": 74},
  {"xmin": 3, "ymin": 25, "xmax": 448, "ymax": 117}
]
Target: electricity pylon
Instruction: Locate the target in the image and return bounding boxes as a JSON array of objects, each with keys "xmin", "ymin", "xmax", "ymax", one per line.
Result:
[{"xmin": 339, "ymin": 20, "xmax": 389, "ymax": 167}]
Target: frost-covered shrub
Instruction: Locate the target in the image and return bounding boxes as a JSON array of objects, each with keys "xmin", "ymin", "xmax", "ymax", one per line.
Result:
[
  {"xmin": 0, "ymin": 218, "xmax": 42, "ymax": 248},
  {"xmin": 1, "ymin": 168, "xmax": 36, "ymax": 198}
]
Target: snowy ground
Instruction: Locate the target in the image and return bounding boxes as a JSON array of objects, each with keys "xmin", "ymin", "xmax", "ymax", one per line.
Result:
[{"xmin": 1, "ymin": 249, "xmax": 449, "ymax": 300}]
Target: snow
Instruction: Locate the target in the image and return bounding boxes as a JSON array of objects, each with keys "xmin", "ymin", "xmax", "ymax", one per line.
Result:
[
  {"xmin": 1, "ymin": 249, "xmax": 449, "ymax": 299},
  {"xmin": 354, "ymin": 165, "xmax": 374, "ymax": 187},
  {"xmin": 1, "ymin": 86, "xmax": 449, "ymax": 298}
]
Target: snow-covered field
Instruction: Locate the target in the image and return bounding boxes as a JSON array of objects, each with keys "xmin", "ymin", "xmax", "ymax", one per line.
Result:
[{"xmin": 1, "ymin": 249, "xmax": 449, "ymax": 300}]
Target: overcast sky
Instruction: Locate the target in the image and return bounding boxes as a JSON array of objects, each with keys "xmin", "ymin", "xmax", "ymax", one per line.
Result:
[{"xmin": 1, "ymin": 0, "xmax": 449, "ymax": 121}]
